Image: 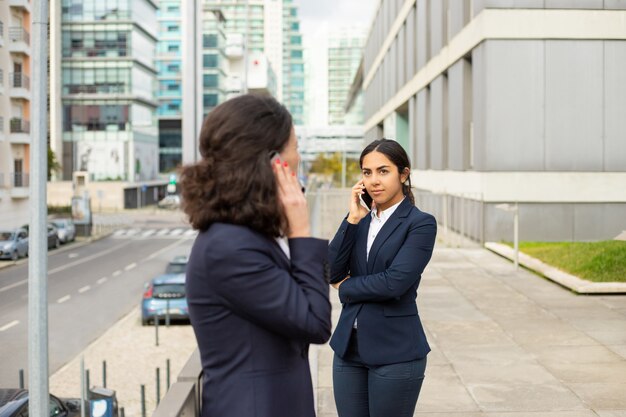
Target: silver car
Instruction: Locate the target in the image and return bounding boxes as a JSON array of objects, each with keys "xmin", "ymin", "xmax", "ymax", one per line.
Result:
[
  {"xmin": 51, "ymin": 218, "xmax": 76, "ymax": 244},
  {"xmin": 0, "ymin": 229, "xmax": 28, "ymax": 261}
]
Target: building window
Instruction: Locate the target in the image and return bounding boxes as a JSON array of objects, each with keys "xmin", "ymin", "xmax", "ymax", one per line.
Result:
[
  {"xmin": 203, "ymin": 74, "xmax": 219, "ymax": 88},
  {"xmin": 203, "ymin": 94, "xmax": 218, "ymax": 109},
  {"xmin": 203, "ymin": 54, "xmax": 219, "ymax": 68},
  {"xmin": 203, "ymin": 34, "xmax": 218, "ymax": 48},
  {"xmin": 290, "ymin": 50, "xmax": 302, "ymax": 58}
]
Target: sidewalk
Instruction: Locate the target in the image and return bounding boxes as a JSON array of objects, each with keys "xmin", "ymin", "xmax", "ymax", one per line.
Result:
[
  {"xmin": 316, "ymin": 244, "xmax": 626, "ymax": 416},
  {"xmin": 49, "ymin": 242, "xmax": 626, "ymax": 417}
]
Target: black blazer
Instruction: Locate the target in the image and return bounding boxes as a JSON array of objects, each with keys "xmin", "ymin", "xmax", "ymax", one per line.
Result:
[
  {"xmin": 186, "ymin": 223, "xmax": 331, "ymax": 417},
  {"xmin": 328, "ymin": 198, "xmax": 437, "ymax": 365}
]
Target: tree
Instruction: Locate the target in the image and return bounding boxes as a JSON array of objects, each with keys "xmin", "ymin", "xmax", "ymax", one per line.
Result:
[
  {"xmin": 308, "ymin": 152, "xmax": 361, "ymax": 188},
  {"xmin": 47, "ymin": 147, "xmax": 61, "ymax": 180}
]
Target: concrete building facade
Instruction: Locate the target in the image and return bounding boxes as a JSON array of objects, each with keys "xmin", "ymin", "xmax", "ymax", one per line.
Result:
[
  {"xmin": 0, "ymin": 0, "xmax": 31, "ymax": 229},
  {"xmin": 50, "ymin": 0, "xmax": 159, "ymax": 183},
  {"xmin": 353, "ymin": 0, "xmax": 626, "ymax": 241}
]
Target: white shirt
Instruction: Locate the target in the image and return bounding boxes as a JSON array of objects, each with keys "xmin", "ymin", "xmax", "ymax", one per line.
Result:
[
  {"xmin": 276, "ymin": 236, "xmax": 290, "ymax": 259},
  {"xmin": 366, "ymin": 197, "xmax": 404, "ymax": 260}
]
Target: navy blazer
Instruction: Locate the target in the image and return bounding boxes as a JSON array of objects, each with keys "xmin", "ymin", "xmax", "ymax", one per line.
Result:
[
  {"xmin": 328, "ymin": 198, "xmax": 437, "ymax": 365},
  {"xmin": 186, "ymin": 223, "xmax": 332, "ymax": 417}
]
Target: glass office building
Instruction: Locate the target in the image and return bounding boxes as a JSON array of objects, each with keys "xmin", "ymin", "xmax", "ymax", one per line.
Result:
[
  {"xmin": 282, "ymin": 0, "xmax": 304, "ymax": 125},
  {"xmin": 59, "ymin": 0, "xmax": 159, "ymax": 182}
]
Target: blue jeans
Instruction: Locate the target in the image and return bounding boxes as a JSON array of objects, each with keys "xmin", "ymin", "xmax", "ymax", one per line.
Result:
[{"xmin": 332, "ymin": 335, "xmax": 427, "ymax": 417}]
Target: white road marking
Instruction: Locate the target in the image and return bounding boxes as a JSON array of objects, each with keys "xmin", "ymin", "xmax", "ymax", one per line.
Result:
[
  {"xmin": 112, "ymin": 270, "xmax": 122, "ymax": 277},
  {"xmin": 78, "ymin": 285, "xmax": 91, "ymax": 293},
  {"xmin": 184, "ymin": 229, "xmax": 197, "ymax": 237},
  {"xmin": 97, "ymin": 277, "xmax": 108, "ymax": 285},
  {"xmin": 0, "ymin": 320, "xmax": 20, "ymax": 332},
  {"xmin": 170, "ymin": 228, "xmax": 184, "ymax": 236},
  {"xmin": 68, "ymin": 253, "xmax": 79, "ymax": 259},
  {"xmin": 57, "ymin": 295, "xmax": 71, "ymax": 304},
  {"xmin": 156, "ymin": 229, "xmax": 170, "ymax": 236},
  {"xmin": 113, "ymin": 230, "xmax": 127, "ymax": 236},
  {"xmin": 124, "ymin": 263, "xmax": 137, "ymax": 271},
  {"xmin": 142, "ymin": 230, "xmax": 156, "ymax": 237},
  {"xmin": 125, "ymin": 229, "xmax": 140, "ymax": 236},
  {"xmin": 0, "ymin": 279, "xmax": 28, "ymax": 294}
]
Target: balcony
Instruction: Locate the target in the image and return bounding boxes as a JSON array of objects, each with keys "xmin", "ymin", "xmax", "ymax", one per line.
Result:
[
  {"xmin": 9, "ymin": 0, "xmax": 31, "ymax": 12},
  {"xmin": 0, "ymin": 69, "xmax": 4, "ymax": 95},
  {"xmin": 9, "ymin": 73, "xmax": 30, "ymax": 100},
  {"xmin": 8, "ymin": 27, "xmax": 30, "ymax": 55},
  {"xmin": 9, "ymin": 118, "xmax": 30, "ymax": 144},
  {"xmin": 0, "ymin": 117, "xmax": 4, "ymax": 141},
  {"xmin": 0, "ymin": 21, "xmax": 4, "ymax": 47}
]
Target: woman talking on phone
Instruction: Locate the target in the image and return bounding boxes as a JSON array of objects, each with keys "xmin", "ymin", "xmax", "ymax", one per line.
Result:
[
  {"xmin": 181, "ymin": 94, "xmax": 331, "ymax": 417},
  {"xmin": 328, "ymin": 138, "xmax": 437, "ymax": 417}
]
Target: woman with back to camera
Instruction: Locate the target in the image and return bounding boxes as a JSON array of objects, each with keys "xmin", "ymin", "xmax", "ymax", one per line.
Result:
[
  {"xmin": 181, "ymin": 94, "xmax": 332, "ymax": 417},
  {"xmin": 328, "ymin": 138, "xmax": 437, "ymax": 417}
]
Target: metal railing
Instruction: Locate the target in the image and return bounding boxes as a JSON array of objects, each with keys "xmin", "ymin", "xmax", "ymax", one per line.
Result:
[
  {"xmin": 9, "ymin": 72, "xmax": 30, "ymax": 89},
  {"xmin": 10, "ymin": 172, "xmax": 29, "ymax": 188},
  {"xmin": 10, "ymin": 118, "xmax": 30, "ymax": 133},
  {"xmin": 152, "ymin": 349, "xmax": 202, "ymax": 417},
  {"xmin": 9, "ymin": 26, "xmax": 30, "ymax": 45}
]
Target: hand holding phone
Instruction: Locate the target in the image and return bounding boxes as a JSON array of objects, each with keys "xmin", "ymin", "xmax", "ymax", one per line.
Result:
[{"xmin": 347, "ymin": 180, "xmax": 372, "ymax": 224}]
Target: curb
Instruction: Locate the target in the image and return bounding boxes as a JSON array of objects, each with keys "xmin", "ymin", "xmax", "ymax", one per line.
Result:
[{"xmin": 485, "ymin": 242, "xmax": 626, "ymax": 295}]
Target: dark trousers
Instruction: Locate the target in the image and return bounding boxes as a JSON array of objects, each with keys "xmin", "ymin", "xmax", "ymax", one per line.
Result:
[{"xmin": 333, "ymin": 331, "xmax": 427, "ymax": 417}]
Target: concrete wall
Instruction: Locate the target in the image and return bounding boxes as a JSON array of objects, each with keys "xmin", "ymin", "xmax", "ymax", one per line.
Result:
[{"xmin": 48, "ymin": 182, "xmax": 128, "ymax": 211}]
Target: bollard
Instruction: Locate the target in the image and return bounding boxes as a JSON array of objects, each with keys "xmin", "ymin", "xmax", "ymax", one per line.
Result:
[
  {"xmin": 86, "ymin": 369, "xmax": 90, "ymax": 393},
  {"xmin": 120, "ymin": 407, "xmax": 125, "ymax": 417},
  {"xmin": 166, "ymin": 300, "xmax": 170, "ymax": 327},
  {"xmin": 18, "ymin": 369, "xmax": 24, "ymax": 389},
  {"xmin": 141, "ymin": 385, "xmax": 146, "ymax": 417},
  {"xmin": 80, "ymin": 358, "xmax": 86, "ymax": 417},
  {"xmin": 156, "ymin": 367, "xmax": 161, "ymax": 405},
  {"xmin": 166, "ymin": 359, "xmax": 171, "ymax": 389},
  {"xmin": 102, "ymin": 360, "xmax": 107, "ymax": 388},
  {"xmin": 155, "ymin": 314, "xmax": 159, "ymax": 347}
]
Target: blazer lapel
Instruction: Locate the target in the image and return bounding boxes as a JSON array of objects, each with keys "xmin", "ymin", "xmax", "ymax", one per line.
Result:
[
  {"xmin": 355, "ymin": 219, "xmax": 370, "ymax": 274},
  {"xmin": 366, "ymin": 198, "xmax": 412, "ymax": 273}
]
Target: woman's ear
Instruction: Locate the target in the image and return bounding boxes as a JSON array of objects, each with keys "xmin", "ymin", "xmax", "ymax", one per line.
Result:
[{"xmin": 400, "ymin": 167, "xmax": 410, "ymax": 184}]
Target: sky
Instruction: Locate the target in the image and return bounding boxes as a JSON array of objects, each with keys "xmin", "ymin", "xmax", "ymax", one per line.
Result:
[{"xmin": 297, "ymin": 0, "xmax": 379, "ymax": 41}]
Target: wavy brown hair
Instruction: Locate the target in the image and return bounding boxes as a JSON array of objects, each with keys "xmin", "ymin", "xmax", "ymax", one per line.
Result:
[
  {"xmin": 180, "ymin": 94, "xmax": 293, "ymax": 237},
  {"xmin": 360, "ymin": 138, "xmax": 415, "ymax": 205}
]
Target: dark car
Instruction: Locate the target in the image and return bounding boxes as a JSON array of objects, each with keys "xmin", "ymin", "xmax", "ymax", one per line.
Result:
[
  {"xmin": 141, "ymin": 273, "xmax": 188, "ymax": 325},
  {"xmin": 165, "ymin": 255, "xmax": 188, "ymax": 274},
  {"xmin": 0, "ymin": 388, "xmax": 81, "ymax": 417},
  {"xmin": 20, "ymin": 224, "xmax": 60, "ymax": 250}
]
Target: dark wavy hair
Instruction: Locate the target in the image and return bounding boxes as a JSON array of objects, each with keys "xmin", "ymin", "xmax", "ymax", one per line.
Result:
[
  {"xmin": 180, "ymin": 94, "xmax": 293, "ymax": 237},
  {"xmin": 359, "ymin": 138, "xmax": 415, "ymax": 205}
]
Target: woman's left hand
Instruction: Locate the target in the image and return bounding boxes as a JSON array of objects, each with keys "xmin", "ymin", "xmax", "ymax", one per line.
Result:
[{"xmin": 331, "ymin": 275, "xmax": 349, "ymax": 290}]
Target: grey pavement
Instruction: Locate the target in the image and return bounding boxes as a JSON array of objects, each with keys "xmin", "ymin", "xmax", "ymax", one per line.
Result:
[
  {"xmin": 46, "ymin": 238, "xmax": 626, "ymax": 416},
  {"xmin": 316, "ymin": 243, "xmax": 626, "ymax": 416}
]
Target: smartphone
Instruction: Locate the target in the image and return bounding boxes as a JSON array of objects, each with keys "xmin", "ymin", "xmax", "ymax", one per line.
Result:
[{"xmin": 360, "ymin": 188, "xmax": 373, "ymax": 210}]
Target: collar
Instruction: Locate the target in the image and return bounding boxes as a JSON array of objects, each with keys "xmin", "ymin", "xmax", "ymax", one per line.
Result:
[{"xmin": 371, "ymin": 196, "xmax": 405, "ymax": 222}]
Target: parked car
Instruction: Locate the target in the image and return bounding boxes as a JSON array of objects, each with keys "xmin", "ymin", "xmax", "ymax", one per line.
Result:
[
  {"xmin": 51, "ymin": 218, "xmax": 76, "ymax": 244},
  {"xmin": 47, "ymin": 224, "xmax": 61, "ymax": 250},
  {"xmin": 20, "ymin": 224, "xmax": 60, "ymax": 250},
  {"xmin": 157, "ymin": 194, "xmax": 180, "ymax": 209},
  {"xmin": 141, "ymin": 273, "xmax": 188, "ymax": 325},
  {"xmin": 165, "ymin": 255, "xmax": 188, "ymax": 274},
  {"xmin": 0, "ymin": 229, "xmax": 28, "ymax": 261},
  {"xmin": 0, "ymin": 388, "xmax": 81, "ymax": 417}
]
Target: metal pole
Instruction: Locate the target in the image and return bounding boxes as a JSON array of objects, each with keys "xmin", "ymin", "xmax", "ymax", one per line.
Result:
[
  {"xmin": 120, "ymin": 407, "xmax": 125, "ymax": 417},
  {"xmin": 80, "ymin": 358, "xmax": 86, "ymax": 417},
  {"xmin": 29, "ymin": 0, "xmax": 50, "ymax": 416},
  {"xmin": 141, "ymin": 385, "xmax": 146, "ymax": 417},
  {"xmin": 166, "ymin": 359, "xmax": 171, "ymax": 389},
  {"xmin": 86, "ymin": 369, "xmax": 90, "ymax": 394},
  {"xmin": 514, "ymin": 203, "xmax": 519, "ymax": 270},
  {"xmin": 19, "ymin": 369, "xmax": 24, "ymax": 389},
  {"xmin": 243, "ymin": 0, "xmax": 249, "ymax": 94},
  {"xmin": 166, "ymin": 299, "xmax": 170, "ymax": 327},
  {"xmin": 155, "ymin": 314, "xmax": 159, "ymax": 346},
  {"xmin": 102, "ymin": 360, "xmax": 107, "ymax": 388},
  {"xmin": 156, "ymin": 367, "xmax": 161, "ymax": 405}
]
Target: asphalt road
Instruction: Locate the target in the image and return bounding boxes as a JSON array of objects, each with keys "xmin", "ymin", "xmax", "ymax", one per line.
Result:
[{"xmin": 0, "ymin": 214, "xmax": 195, "ymax": 387}]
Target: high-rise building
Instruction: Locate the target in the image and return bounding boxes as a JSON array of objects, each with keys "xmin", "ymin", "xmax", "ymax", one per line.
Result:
[
  {"xmin": 349, "ymin": 1, "xmax": 626, "ymax": 241},
  {"xmin": 156, "ymin": 0, "xmax": 183, "ymax": 173},
  {"xmin": 328, "ymin": 28, "xmax": 365, "ymax": 126},
  {"xmin": 0, "ymin": 0, "xmax": 31, "ymax": 228},
  {"xmin": 281, "ymin": 0, "xmax": 304, "ymax": 125},
  {"xmin": 50, "ymin": 0, "xmax": 159, "ymax": 182}
]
